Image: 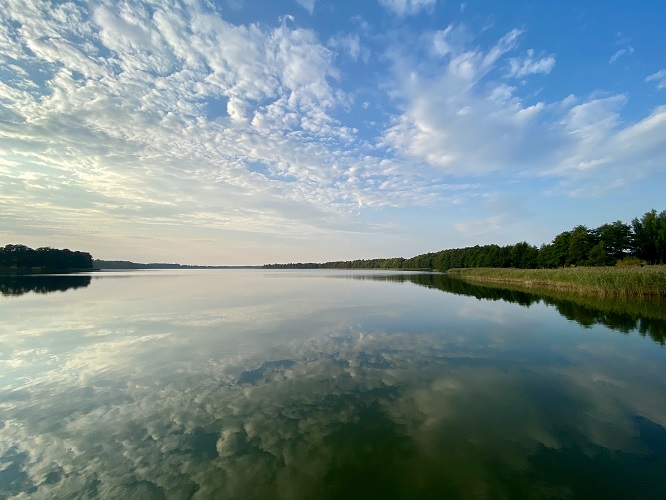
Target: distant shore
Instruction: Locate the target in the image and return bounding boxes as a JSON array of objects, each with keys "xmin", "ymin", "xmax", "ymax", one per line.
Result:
[
  {"xmin": 93, "ymin": 259, "xmax": 261, "ymax": 270},
  {"xmin": 447, "ymin": 266, "xmax": 666, "ymax": 298}
]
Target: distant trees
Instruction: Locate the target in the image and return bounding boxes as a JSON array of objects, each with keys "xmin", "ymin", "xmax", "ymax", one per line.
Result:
[
  {"xmin": 265, "ymin": 242, "xmax": 541, "ymax": 271},
  {"xmin": 0, "ymin": 245, "xmax": 93, "ymax": 272},
  {"xmin": 264, "ymin": 208, "xmax": 666, "ymax": 271},
  {"xmin": 416, "ymin": 242, "xmax": 540, "ymax": 271}
]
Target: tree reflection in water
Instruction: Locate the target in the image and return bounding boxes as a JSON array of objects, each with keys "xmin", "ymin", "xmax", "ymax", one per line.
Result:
[
  {"xmin": 343, "ymin": 273, "xmax": 666, "ymax": 345},
  {"xmin": 0, "ymin": 275, "xmax": 91, "ymax": 296}
]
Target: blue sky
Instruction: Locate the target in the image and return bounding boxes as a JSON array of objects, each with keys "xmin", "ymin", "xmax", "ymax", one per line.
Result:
[{"xmin": 1, "ymin": 0, "xmax": 665, "ymax": 265}]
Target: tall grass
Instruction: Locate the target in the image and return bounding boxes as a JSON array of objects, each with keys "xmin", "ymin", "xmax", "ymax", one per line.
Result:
[{"xmin": 447, "ymin": 266, "xmax": 666, "ymax": 297}]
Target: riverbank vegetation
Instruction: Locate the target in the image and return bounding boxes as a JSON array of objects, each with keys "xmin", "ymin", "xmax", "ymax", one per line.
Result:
[
  {"xmin": 265, "ymin": 209, "xmax": 666, "ymax": 271},
  {"xmin": 447, "ymin": 266, "xmax": 666, "ymax": 298},
  {"xmin": 0, "ymin": 244, "xmax": 93, "ymax": 274}
]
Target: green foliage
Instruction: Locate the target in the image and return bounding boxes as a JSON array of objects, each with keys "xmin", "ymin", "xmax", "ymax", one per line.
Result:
[
  {"xmin": 632, "ymin": 209, "xmax": 666, "ymax": 264},
  {"xmin": 534, "ymin": 211, "xmax": 662, "ymax": 268},
  {"xmin": 593, "ymin": 221, "xmax": 632, "ymax": 263},
  {"xmin": 616, "ymin": 256, "xmax": 643, "ymax": 267},
  {"xmin": 586, "ymin": 241, "xmax": 612, "ymax": 267},
  {"xmin": 567, "ymin": 226, "xmax": 595, "ymax": 266},
  {"xmin": 550, "ymin": 230, "xmax": 571, "ymax": 267}
]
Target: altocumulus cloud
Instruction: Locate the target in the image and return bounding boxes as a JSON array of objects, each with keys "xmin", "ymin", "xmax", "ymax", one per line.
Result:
[
  {"xmin": 0, "ymin": 0, "xmax": 447, "ymax": 260},
  {"xmin": 0, "ymin": 0, "xmax": 665, "ymax": 262}
]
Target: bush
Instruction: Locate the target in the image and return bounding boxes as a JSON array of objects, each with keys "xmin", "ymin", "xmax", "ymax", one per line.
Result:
[{"xmin": 616, "ymin": 257, "xmax": 643, "ymax": 267}]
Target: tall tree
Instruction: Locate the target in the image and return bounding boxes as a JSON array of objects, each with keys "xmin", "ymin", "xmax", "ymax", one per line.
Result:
[
  {"xmin": 509, "ymin": 242, "xmax": 539, "ymax": 268},
  {"xmin": 539, "ymin": 230, "xmax": 571, "ymax": 268},
  {"xmin": 567, "ymin": 225, "xmax": 597, "ymax": 266},
  {"xmin": 632, "ymin": 209, "xmax": 666, "ymax": 264},
  {"xmin": 593, "ymin": 221, "xmax": 632, "ymax": 264}
]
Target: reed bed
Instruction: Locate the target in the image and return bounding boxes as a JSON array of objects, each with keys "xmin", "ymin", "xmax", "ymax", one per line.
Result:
[{"xmin": 447, "ymin": 266, "xmax": 666, "ymax": 298}]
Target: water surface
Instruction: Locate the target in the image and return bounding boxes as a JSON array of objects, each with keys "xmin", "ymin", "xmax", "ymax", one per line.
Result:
[{"xmin": 1, "ymin": 270, "xmax": 665, "ymax": 498}]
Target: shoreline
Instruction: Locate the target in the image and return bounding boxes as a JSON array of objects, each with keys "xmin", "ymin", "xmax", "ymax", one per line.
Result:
[{"xmin": 446, "ymin": 266, "xmax": 666, "ymax": 298}]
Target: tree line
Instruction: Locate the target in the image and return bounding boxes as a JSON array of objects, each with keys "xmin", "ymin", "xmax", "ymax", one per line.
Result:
[
  {"xmin": 265, "ymin": 209, "xmax": 666, "ymax": 271},
  {"xmin": 0, "ymin": 244, "xmax": 93, "ymax": 272}
]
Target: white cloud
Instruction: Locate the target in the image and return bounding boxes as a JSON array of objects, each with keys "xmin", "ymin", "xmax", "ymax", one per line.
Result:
[
  {"xmin": 507, "ymin": 49, "xmax": 556, "ymax": 77},
  {"xmin": 379, "ymin": 23, "xmax": 666, "ymax": 202},
  {"xmin": 328, "ymin": 33, "xmax": 369, "ymax": 63},
  {"xmin": 646, "ymin": 69, "xmax": 666, "ymax": 89},
  {"xmin": 609, "ymin": 46, "xmax": 634, "ymax": 64},
  {"xmin": 378, "ymin": 0, "xmax": 436, "ymax": 16},
  {"xmin": 0, "ymin": 0, "xmax": 414, "ymax": 261},
  {"xmin": 295, "ymin": 0, "xmax": 315, "ymax": 14},
  {"xmin": 381, "ymin": 28, "xmax": 553, "ymax": 176},
  {"xmin": 431, "ymin": 24, "xmax": 473, "ymax": 57},
  {"xmin": 0, "ymin": 0, "xmax": 665, "ymax": 260}
]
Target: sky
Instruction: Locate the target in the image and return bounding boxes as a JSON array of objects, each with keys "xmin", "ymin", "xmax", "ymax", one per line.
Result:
[{"xmin": 1, "ymin": 0, "xmax": 665, "ymax": 265}]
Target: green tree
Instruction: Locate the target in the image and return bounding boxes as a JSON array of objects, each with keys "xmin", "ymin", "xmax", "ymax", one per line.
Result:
[
  {"xmin": 586, "ymin": 241, "xmax": 611, "ymax": 266},
  {"xmin": 593, "ymin": 221, "xmax": 632, "ymax": 264},
  {"xmin": 541, "ymin": 231, "xmax": 571, "ymax": 267},
  {"xmin": 509, "ymin": 242, "xmax": 539, "ymax": 268},
  {"xmin": 632, "ymin": 209, "xmax": 666, "ymax": 264},
  {"xmin": 567, "ymin": 225, "xmax": 597, "ymax": 266}
]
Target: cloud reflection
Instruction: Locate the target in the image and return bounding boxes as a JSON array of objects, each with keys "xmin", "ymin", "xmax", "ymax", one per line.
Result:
[{"xmin": 1, "ymin": 326, "xmax": 665, "ymax": 498}]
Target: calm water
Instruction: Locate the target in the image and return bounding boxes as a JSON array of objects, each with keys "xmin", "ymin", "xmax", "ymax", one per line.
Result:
[{"xmin": 1, "ymin": 270, "xmax": 665, "ymax": 499}]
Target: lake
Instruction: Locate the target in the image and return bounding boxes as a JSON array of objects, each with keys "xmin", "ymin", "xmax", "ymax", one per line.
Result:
[{"xmin": 1, "ymin": 270, "xmax": 665, "ymax": 499}]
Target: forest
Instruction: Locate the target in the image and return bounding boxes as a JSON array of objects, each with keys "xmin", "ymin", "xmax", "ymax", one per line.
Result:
[
  {"xmin": 265, "ymin": 209, "xmax": 666, "ymax": 271},
  {"xmin": 0, "ymin": 244, "xmax": 93, "ymax": 273}
]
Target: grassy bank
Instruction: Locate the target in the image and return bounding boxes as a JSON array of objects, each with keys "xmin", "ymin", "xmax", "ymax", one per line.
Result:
[{"xmin": 447, "ymin": 266, "xmax": 666, "ymax": 298}]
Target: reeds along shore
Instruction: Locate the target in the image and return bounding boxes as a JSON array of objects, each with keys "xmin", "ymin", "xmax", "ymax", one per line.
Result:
[{"xmin": 446, "ymin": 266, "xmax": 666, "ymax": 298}]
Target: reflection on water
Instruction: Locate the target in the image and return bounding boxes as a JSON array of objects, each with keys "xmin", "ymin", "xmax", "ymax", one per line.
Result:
[
  {"xmin": 0, "ymin": 275, "xmax": 91, "ymax": 296},
  {"xmin": 0, "ymin": 270, "xmax": 665, "ymax": 498},
  {"xmin": 348, "ymin": 272, "xmax": 666, "ymax": 345}
]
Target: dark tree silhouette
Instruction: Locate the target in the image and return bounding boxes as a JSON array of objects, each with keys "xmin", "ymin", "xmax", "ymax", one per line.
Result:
[{"xmin": 0, "ymin": 245, "xmax": 93, "ymax": 273}]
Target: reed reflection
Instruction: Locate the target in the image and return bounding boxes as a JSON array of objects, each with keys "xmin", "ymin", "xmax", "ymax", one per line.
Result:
[{"xmin": 344, "ymin": 273, "xmax": 666, "ymax": 345}]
